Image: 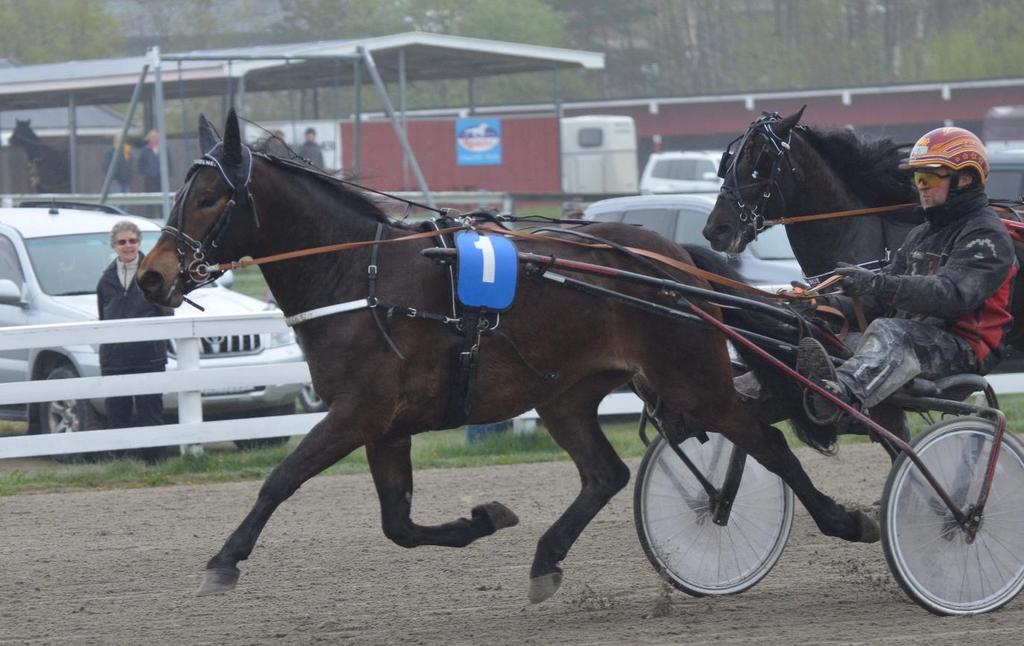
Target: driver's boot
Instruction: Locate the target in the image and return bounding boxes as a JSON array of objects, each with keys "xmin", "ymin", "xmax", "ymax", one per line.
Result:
[{"xmin": 796, "ymin": 337, "xmax": 858, "ymax": 426}]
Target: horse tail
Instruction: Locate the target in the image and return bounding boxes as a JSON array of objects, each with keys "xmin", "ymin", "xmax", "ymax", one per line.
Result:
[{"xmin": 684, "ymin": 244, "xmax": 839, "ymax": 454}]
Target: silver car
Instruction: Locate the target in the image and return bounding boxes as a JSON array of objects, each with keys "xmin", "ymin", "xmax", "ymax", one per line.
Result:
[
  {"xmin": 0, "ymin": 205, "xmax": 306, "ymax": 437},
  {"xmin": 583, "ymin": 192, "xmax": 804, "ymax": 288}
]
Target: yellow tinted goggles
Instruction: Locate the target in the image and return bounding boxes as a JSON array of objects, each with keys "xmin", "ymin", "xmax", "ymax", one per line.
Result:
[{"xmin": 913, "ymin": 170, "xmax": 951, "ymax": 189}]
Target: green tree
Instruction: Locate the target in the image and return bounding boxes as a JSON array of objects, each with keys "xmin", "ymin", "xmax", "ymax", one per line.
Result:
[{"xmin": 0, "ymin": 0, "xmax": 122, "ymax": 64}]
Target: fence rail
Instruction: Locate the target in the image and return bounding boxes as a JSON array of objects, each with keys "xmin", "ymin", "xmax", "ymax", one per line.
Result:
[{"xmin": 1, "ymin": 312, "xmax": 1022, "ymax": 460}]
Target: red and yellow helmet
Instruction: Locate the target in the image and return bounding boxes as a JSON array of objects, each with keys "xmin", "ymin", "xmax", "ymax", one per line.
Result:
[{"xmin": 905, "ymin": 127, "xmax": 989, "ymax": 185}]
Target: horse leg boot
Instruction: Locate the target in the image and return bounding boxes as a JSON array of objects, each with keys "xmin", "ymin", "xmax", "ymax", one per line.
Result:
[
  {"xmin": 366, "ymin": 435, "xmax": 518, "ymax": 548},
  {"xmin": 529, "ymin": 378, "xmax": 632, "ymax": 604},
  {"xmin": 196, "ymin": 408, "xmax": 373, "ymax": 596},
  {"xmin": 666, "ymin": 383, "xmax": 881, "ymax": 544}
]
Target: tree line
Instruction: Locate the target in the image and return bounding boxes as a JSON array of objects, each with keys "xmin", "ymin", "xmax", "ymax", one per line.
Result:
[{"xmin": 1, "ymin": 0, "xmax": 1022, "ymax": 106}]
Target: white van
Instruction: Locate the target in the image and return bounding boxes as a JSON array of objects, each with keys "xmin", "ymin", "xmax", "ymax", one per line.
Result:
[
  {"xmin": 640, "ymin": 151, "xmax": 723, "ymax": 194},
  {"xmin": 560, "ymin": 115, "xmax": 638, "ymax": 194}
]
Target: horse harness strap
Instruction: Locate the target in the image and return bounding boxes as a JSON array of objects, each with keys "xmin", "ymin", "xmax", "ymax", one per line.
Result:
[
  {"xmin": 284, "ymin": 298, "xmax": 372, "ymax": 326},
  {"xmin": 283, "ymin": 224, "xmax": 460, "ymax": 334},
  {"xmin": 285, "ymin": 220, "xmax": 484, "ymax": 428}
]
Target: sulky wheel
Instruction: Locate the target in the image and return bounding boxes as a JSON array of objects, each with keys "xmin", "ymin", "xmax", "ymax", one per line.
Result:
[
  {"xmin": 633, "ymin": 432, "xmax": 794, "ymax": 596},
  {"xmin": 880, "ymin": 417, "xmax": 1024, "ymax": 615}
]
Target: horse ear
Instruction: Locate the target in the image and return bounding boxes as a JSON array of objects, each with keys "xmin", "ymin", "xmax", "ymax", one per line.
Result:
[
  {"xmin": 774, "ymin": 105, "xmax": 806, "ymax": 137},
  {"xmin": 198, "ymin": 114, "xmax": 221, "ymax": 154},
  {"xmin": 222, "ymin": 109, "xmax": 242, "ymax": 166}
]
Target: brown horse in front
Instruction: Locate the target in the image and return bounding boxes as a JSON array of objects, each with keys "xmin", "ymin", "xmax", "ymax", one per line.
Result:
[{"xmin": 138, "ymin": 111, "xmax": 878, "ymax": 602}]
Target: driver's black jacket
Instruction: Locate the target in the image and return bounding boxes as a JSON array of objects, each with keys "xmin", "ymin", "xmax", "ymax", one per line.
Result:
[
  {"xmin": 829, "ymin": 186, "xmax": 1017, "ymax": 367},
  {"xmin": 97, "ymin": 252, "xmax": 173, "ymax": 373}
]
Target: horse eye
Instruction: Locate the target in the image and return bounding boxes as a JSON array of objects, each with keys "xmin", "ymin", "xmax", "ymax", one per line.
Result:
[{"xmin": 198, "ymin": 194, "xmax": 219, "ymax": 209}]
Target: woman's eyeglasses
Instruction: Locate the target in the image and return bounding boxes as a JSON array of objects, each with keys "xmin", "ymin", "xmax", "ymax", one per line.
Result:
[
  {"xmin": 913, "ymin": 171, "xmax": 951, "ymax": 189},
  {"xmin": 115, "ymin": 238, "xmax": 139, "ymax": 246}
]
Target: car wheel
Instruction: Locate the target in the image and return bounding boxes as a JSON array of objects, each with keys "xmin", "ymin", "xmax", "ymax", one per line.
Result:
[
  {"xmin": 233, "ymin": 403, "xmax": 294, "ymax": 450},
  {"xmin": 298, "ymin": 383, "xmax": 326, "ymax": 413},
  {"xmin": 39, "ymin": 364, "xmax": 110, "ymax": 462}
]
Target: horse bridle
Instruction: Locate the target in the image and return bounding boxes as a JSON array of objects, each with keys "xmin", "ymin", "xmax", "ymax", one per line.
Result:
[
  {"xmin": 717, "ymin": 112, "xmax": 796, "ymax": 241},
  {"xmin": 161, "ymin": 142, "xmax": 258, "ymax": 291}
]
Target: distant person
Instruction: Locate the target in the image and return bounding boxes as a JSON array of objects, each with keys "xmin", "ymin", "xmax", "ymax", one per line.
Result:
[
  {"xmin": 259, "ymin": 129, "xmax": 290, "ymax": 156},
  {"xmin": 97, "ymin": 221, "xmax": 173, "ymax": 462},
  {"xmin": 137, "ymin": 129, "xmax": 169, "ymax": 192},
  {"xmin": 102, "ymin": 134, "xmax": 133, "ymax": 193},
  {"xmin": 297, "ymin": 127, "xmax": 324, "ymax": 168}
]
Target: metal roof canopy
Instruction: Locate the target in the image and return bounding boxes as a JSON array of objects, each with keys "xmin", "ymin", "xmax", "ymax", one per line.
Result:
[
  {"xmin": 0, "ymin": 32, "xmax": 603, "ymax": 216},
  {"xmin": 0, "ymin": 32, "xmax": 604, "ymax": 110}
]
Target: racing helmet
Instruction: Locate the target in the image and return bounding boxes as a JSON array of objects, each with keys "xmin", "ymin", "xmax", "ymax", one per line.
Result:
[{"xmin": 903, "ymin": 126, "xmax": 989, "ymax": 185}]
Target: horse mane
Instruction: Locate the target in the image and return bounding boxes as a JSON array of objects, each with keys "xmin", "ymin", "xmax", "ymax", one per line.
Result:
[
  {"xmin": 257, "ymin": 152, "xmax": 420, "ymax": 229},
  {"xmin": 798, "ymin": 126, "xmax": 915, "ymax": 207}
]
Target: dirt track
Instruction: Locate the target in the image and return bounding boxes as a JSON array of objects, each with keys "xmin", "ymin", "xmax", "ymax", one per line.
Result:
[{"xmin": 2, "ymin": 443, "xmax": 1022, "ymax": 645}]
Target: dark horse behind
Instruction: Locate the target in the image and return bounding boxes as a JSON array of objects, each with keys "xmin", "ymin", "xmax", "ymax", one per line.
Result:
[
  {"xmin": 138, "ymin": 111, "xmax": 879, "ymax": 602},
  {"xmin": 703, "ymin": 107, "xmax": 1024, "ymax": 349},
  {"xmin": 8, "ymin": 119, "xmax": 70, "ymax": 193}
]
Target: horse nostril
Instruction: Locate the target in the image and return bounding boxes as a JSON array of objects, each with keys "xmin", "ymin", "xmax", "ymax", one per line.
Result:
[
  {"xmin": 703, "ymin": 224, "xmax": 732, "ymax": 243},
  {"xmin": 137, "ymin": 270, "xmax": 164, "ymax": 297}
]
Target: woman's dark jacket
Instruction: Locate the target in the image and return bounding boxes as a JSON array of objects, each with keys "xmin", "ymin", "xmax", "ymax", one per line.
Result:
[{"xmin": 96, "ymin": 252, "xmax": 172, "ymax": 374}]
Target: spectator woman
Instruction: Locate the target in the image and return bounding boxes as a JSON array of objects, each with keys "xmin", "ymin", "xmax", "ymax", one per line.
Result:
[{"xmin": 96, "ymin": 221, "xmax": 173, "ymax": 461}]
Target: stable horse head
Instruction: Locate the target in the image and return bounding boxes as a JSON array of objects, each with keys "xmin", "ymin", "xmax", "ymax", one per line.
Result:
[
  {"xmin": 139, "ymin": 110, "xmax": 257, "ymax": 307},
  {"xmin": 9, "ymin": 119, "xmax": 43, "ymax": 154},
  {"xmin": 8, "ymin": 116, "xmax": 45, "ymax": 157},
  {"xmin": 703, "ymin": 107, "xmax": 805, "ymax": 254}
]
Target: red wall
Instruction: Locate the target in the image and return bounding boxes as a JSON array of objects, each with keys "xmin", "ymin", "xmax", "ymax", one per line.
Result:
[
  {"xmin": 338, "ymin": 84, "xmax": 1024, "ymax": 194},
  {"xmin": 341, "ymin": 115, "xmax": 560, "ymax": 193}
]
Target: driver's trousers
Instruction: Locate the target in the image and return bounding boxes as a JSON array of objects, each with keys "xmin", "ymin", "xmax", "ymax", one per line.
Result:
[{"xmin": 836, "ymin": 318, "xmax": 979, "ymax": 408}]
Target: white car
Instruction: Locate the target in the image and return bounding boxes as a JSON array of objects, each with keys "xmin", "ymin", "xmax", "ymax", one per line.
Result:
[
  {"xmin": 0, "ymin": 204, "xmax": 306, "ymax": 438},
  {"xmin": 639, "ymin": 151, "xmax": 723, "ymax": 194}
]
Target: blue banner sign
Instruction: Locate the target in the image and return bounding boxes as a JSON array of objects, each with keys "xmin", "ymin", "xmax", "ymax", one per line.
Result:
[{"xmin": 455, "ymin": 118, "xmax": 502, "ymax": 166}]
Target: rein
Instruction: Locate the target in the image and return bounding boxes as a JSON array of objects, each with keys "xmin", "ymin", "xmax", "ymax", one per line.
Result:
[
  {"xmin": 761, "ymin": 202, "xmax": 917, "ymax": 227},
  {"xmin": 206, "ymin": 226, "xmax": 465, "ymax": 273},
  {"xmin": 199, "ymin": 217, "xmax": 813, "ymax": 302}
]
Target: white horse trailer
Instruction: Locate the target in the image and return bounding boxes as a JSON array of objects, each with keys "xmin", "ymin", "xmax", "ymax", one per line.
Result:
[{"xmin": 561, "ymin": 116, "xmax": 638, "ymax": 194}]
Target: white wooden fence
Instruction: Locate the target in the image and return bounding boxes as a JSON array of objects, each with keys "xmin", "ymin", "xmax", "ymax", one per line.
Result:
[
  {"xmin": 0, "ymin": 313, "xmax": 322, "ymax": 459},
  {"xmin": 1, "ymin": 313, "xmax": 1021, "ymax": 460}
]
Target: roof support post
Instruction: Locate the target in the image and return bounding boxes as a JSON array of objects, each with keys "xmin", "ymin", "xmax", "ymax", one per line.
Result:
[
  {"xmin": 358, "ymin": 46, "xmax": 433, "ymax": 207},
  {"xmin": 468, "ymin": 77, "xmax": 476, "ymax": 115},
  {"xmin": 237, "ymin": 72, "xmax": 246, "ymax": 116},
  {"xmin": 554, "ymin": 67, "xmax": 564, "ymax": 195},
  {"xmin": 353, "ymin": 57, "xmax": 362, "ymax": 177},
  {"xmin": 101, "ymin": 63, "xmax": 149, "ymax": 203},
  {"xmin": 399, "ymin": 48, "xmax": 408, "ymax": 190},
  {"xmin": 67, "ymin": 92, "xmax": 77, "ymax": 193},
  {"xmin": 152, "ymin": 46, "xmax": 172, "ymax": 219},
  {"xmin": 287, "ymin": 60, "xmax": 297, "ymax": 143}
]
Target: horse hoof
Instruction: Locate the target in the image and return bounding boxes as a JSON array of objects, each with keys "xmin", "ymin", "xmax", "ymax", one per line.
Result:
[
  {"xmin": 528, "ymin": 571, "xmax": 563, "ymax": 604},
  {"xmin": 195, "ymin": 566, "xmax": 240, "ymax": 597},
  {"xmin": 854, "ymin": 510, "xmax": 880, "ymax": 543},
  {"xmin": 474, "ymin": 501, "xmax": 519, "ymax": 531}
]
